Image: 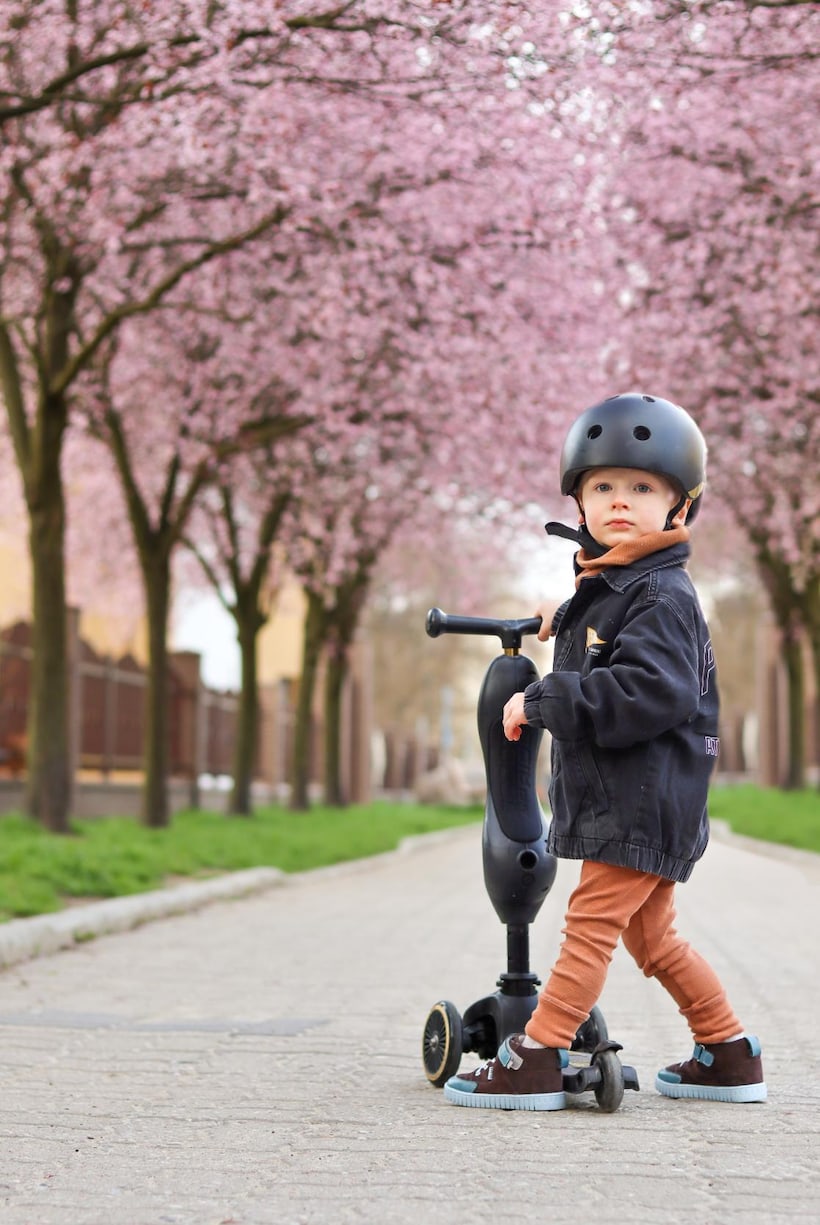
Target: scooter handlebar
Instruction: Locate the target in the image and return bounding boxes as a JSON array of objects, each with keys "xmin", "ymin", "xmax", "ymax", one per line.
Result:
[{"xmin": 426, "ymin": 607, "xmax": 542, "ymax": 651}]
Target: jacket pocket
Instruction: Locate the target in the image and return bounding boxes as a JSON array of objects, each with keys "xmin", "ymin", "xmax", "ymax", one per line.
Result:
[{"xmin": 569, "ymin": 743, "xmax": 610, "ymax": 816}]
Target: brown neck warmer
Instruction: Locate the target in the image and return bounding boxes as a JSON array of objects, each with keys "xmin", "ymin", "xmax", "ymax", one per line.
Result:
[{"xmin": 575, "ymin": 525, "xmax": 690, "ymax": 589}]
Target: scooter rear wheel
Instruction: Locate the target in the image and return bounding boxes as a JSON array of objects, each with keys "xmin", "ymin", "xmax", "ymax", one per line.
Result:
[{"xmin": 422, "ymin": 1000, "xmax": 463, "ymax": 1087}]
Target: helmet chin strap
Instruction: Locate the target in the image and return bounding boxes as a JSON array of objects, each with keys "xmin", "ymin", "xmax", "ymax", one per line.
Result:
[
  {"xmin": 546, "ymin": 492, "xmax": 609, "ymax": 557},
  {"xmin": 545, "ymin": 519, "xmax": 609, "ymax": 558},
  {"xmin": 666, "ymin": 495, "xmax": 688, "ymax": 529}
]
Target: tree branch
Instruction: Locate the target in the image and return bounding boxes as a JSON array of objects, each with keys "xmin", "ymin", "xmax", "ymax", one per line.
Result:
[
  {"xmin": 49, "ymin": 205, "xmax": 291, "ymax": 397},
  {"xmin": 0, "ymin": 6, "xmax": 405, "ymax": 123}
]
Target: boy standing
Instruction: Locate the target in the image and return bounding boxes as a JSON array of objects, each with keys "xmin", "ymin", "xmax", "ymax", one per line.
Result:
[{"xmin": 444, "ymin": 393, "xmax": 766, "ymax": 1111}]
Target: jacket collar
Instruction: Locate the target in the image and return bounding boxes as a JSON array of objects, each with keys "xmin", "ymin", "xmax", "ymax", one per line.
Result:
[{"xmin": 582, "ymin": 539, "xmax": 691, "ymax": 593}]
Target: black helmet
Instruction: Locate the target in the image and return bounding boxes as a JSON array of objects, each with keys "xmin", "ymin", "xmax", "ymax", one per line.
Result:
[{"xmin": 559, "ymin": 392, "xmax": 707, "ymax": 521}]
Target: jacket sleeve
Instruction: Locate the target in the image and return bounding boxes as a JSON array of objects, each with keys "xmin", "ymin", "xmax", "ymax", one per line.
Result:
[{"xmin": 524, "ymin": 595, "xmax": 703, "ymax": 748}]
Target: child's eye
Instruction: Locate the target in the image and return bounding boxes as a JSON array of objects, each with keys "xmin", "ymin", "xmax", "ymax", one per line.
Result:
[
  {"xmin": 634, "ymin": 483, "xmax": 652, "ymax": 493},
  {"xmin": 594, "ymin": 482, "xmax": 612, "ymax": 493}
]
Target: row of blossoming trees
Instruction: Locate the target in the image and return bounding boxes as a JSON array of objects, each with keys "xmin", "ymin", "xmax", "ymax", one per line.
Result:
[{"xmin": 1, "ymin": 1, "xmax": 817, "ymax": 830}]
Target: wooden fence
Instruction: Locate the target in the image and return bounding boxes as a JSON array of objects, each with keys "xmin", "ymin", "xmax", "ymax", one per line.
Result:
[
  {"xmin": 0, "ymin": 613, "xmax": 384, "ymax": 807},
  {"xmin": 0, "ymin": 617, "xmax": 241, "ymax": 782}
]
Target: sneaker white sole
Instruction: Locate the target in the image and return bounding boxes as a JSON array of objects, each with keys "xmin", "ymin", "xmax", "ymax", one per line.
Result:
[
  {"xmin": 443, "ymin": 1083, "xmax": 566, "ymax": 1111},
  {"xmin": 655, "ymin": 1076, "xmax": 767, "ymax": 1103}
]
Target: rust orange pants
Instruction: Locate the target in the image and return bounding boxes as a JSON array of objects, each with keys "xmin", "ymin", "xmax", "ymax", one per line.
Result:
[{"xmin": 524, "ymin": 860, "xmax": 742, "ymax": 1049}]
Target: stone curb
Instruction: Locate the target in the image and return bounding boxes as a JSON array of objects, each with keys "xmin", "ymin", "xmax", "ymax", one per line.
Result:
[
  {"xmin": 0, "ymin": 867, "xmax": 286, "ymax": 971},
  {"xmin": 709, "ymin": 818, "xmax": 820, "ymax": 879},
  {"xmin": 0, "ymin": 825, "xmax": 477, "ymax": 972}
]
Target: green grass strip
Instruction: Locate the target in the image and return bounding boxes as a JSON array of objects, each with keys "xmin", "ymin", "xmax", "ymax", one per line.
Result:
[
  {"xmin": 0, "ymin": 801, "xmax": 482, "ymax": 922},
  {"xmin": 0, "ymin": 785, "xmax": 816, "ymax": 922},
  {"xmin": 708, "ymin": 784, "xmax": 820, "ymax": 855}
]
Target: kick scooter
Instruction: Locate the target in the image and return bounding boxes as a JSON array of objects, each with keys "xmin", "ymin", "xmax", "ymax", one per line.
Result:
[{"xmin": 421, "ymin": 608, "xmax": 639, "ymax": 1112}]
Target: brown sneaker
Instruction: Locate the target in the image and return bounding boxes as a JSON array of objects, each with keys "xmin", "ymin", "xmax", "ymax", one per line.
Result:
[
  {"xmin": 656, "ymin": 1035, "xmax": 766, "ymax": 1103},
  {"xmin": 443, "ymin": 1035, "xmax": 567, "ymax": 1111}
]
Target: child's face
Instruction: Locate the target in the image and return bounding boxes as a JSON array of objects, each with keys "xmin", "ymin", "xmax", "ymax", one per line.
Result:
[{"xmin": 578, "ymin": 467, "xmax": 688, "ymax": 548}]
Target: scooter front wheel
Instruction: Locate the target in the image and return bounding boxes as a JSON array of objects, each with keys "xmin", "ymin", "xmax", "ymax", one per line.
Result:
[
  {"xmin": 592, "ymin": 1047, "xmax": 625, "ymax": 1113},
  {"xmin": 422, "ymin": 1000, "xmax": 463, "ymax": 1087}
]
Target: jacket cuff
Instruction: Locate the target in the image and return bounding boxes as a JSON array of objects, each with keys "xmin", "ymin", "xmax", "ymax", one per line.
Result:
[{"xmin": 523, "ymin": 681, "xmax": 544, "ymax": 728}]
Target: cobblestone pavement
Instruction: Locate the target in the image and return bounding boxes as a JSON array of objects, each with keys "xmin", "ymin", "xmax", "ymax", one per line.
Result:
[{"xmin": 1, "ymin": 823, "xmax": 817, "ymax": 1225}]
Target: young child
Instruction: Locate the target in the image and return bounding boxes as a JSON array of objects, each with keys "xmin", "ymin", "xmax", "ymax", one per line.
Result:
[{"xmin": 444, "ymin": 392, "xmax": 766, "ymax": 1111}]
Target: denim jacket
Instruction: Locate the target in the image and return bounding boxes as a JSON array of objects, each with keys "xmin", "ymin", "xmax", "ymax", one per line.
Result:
[{"xmin": 522, "ymin": 541, "xmax": 718, "ymax": 882}]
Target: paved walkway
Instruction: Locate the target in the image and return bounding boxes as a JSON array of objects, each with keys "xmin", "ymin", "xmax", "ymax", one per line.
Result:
[{"xmin": 1, "ymin": 822, "xmax": 818, "ymax": 1225}]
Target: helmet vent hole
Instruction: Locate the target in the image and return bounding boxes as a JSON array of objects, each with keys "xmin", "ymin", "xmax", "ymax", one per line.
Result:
[
  {"xmin": 633, "ymin": 425, "xmax": 651, "ymax": 441},
  {"xmin": 587, "ymin": 424, "xmax": 603, "ymax": 440},
  {"xmin": 641, "ymin": 394, "xmax": 656, "ymax": 402}
]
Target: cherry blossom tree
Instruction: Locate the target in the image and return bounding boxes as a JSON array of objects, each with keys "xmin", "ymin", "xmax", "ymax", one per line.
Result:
[
  {"xmin": 584, "ymin": 0, "xmax": 819, "ymax": 785},
  {"xmin": 170, "ymin": 141, "xmax": 598, "ymax": 812},
  {"xmin": 77, "ymin": 300, "xmax": 307, "ymax": 827},
  {"xmin": 0, "ymin": 0, "xmax": 620, "ymax": 827},
  {"xmin": 0, "ymin": 5, "xmax": 305, "ymax": 828},
  {"xmin": 145, "ymin": 9, "xmax": 622, "ymax": 813},
  {"xmin": 176, "ymin": 194, "xmax": 592, "ymax": 812},
  {"xmin": 277, "ymin": 273, "xmax": 575, "ymax": 811},
  {"xmin": 282, "ymin": 420, "xmax": 426, "ymax": 810}
]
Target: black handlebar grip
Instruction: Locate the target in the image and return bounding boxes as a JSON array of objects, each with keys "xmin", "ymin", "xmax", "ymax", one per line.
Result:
[
  {"xmin": 425, "ymin": 607, "xmax": 447, "ymax": 637},
  {"xmin": 426, "ymin": 608, "xmax": 542, "ymax": 649}
]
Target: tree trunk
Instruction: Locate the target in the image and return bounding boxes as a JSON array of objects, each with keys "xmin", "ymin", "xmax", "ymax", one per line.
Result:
[
  {"xmin": 25, "ymin": 449, "xmax": 72, "ymax": 832},
  {"xmin": 781, "ymin": 628, "xmax": 805, "ymax": 790},
  {"xmin": 184, "ymin": 484, "xmax": 287, "ymax": 817},
  {"xmin": 321, "ymin": 570, "xmax": 372, "ymax": 808},
  {"xmin": 230, "ymin": 617, "xmax": 259, "ymax": 816},
  {"xmin": 757, "ymin": 552, "xmax": 808, "ymax": 789},
  {"xmin": 323, "ymin": 643, "xmax": 347, "ymax": 807},
  {"xmin": 2, "ymin": 267, "xmax": 76, "ymax": 832},
  {"xmin": 799, "ymin": 574, "xmax": 820, "ymax": 789},
  {"xmin": 141, "ymin": 556, "xmax": 172, "ymax": 828},
  {"xmin": 290, "ymin": 590, "xmax": 327, "ymax": 811},
  {"xmin": 811, "ymin": 631, "xmax": 820, "ymax": 790}
]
